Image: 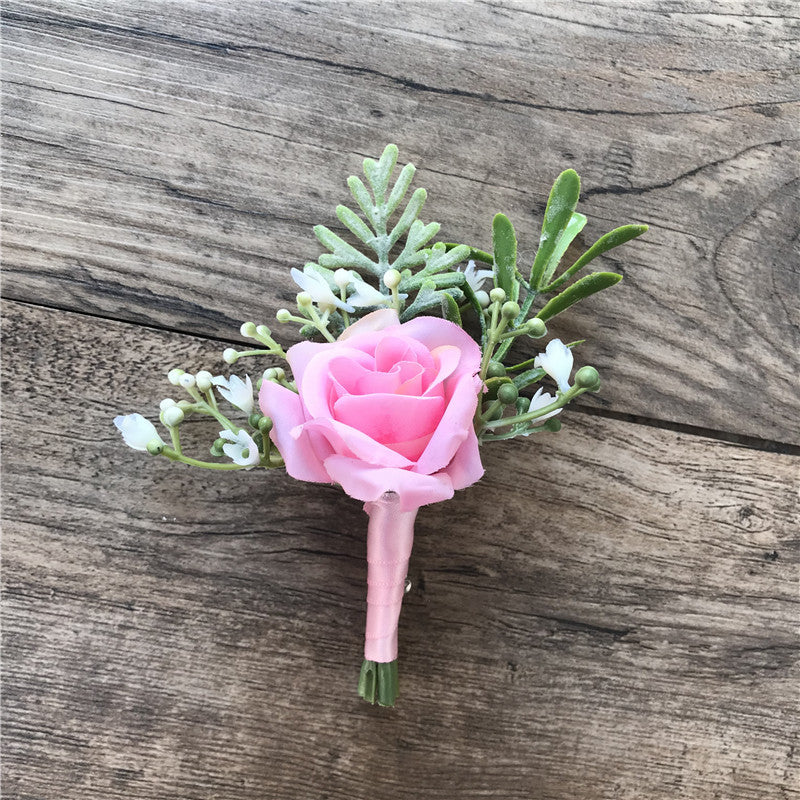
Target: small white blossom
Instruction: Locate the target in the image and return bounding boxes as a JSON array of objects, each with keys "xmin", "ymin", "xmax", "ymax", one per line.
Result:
[
  {"xmin": 212, "ymin": 374, "xmax": 254, "ymax": 414},
  {"xmin": 348, "ymin": 277, "xmax": 393, "ymax": 308},
  {"xmin": 458, "ymin": 260, "xmax": 494, "ymax": 292},
  {"xmin": 534, "ymin": 338, "xmax": 573, "ymax": 393},
  {"xmin": 291, "ymin": 267, "xmax": 354, "ymax": 313},
  {"xmin": 113, "ymin": 414, "xmax": 164, "ymax": 451},
  {"xmin": 529, "ymin": 387, "xmax": 562, "ymax": 422},
  {"xmin": 219, "ymin": 428, "xmax": 260, "ymax": 467}
]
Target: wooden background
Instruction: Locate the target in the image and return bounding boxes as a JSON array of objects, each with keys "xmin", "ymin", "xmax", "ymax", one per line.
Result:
[{"xmin": 2, "ymin": 2, "xmax": 798, "ymax": 798}]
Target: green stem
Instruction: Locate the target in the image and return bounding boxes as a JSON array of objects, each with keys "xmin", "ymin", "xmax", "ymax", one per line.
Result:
[
  {"xmin": 480, "ymin": 424, "xmax": 549, "ymax": 442},
  {"xmin": 339, "ymin": 286, "xmax": 352, "ymax": 327},
  {"xmin": 480, "ymin": 398, "xmax": 503, "ymax": 422},
  {"xmin": 161, "ymin": 447, "xmax": 249, "ymax": 470},
  {"xmin": 186, "ymin": 387, "xmax": 239, "ymax": 433},
  {"xmin": 358, "ymin": 659, "xmax": 399, "ymax": 707},
  {"xmin": 483, "ymin": 385, "xmax": 585, "ymax": 430},
  {"xmin": 494, "ymin": 288, "xmax": 538, "ymax": 362}
]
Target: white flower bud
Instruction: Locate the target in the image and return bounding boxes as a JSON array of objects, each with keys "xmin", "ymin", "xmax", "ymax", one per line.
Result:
[
  {"xmin": 159, "ymin": 398, "xmax": 177, "ymax": 411},
  {"xmin": 296, "ymin": 291, "xmax": 313, "ymax": 308},
  {"xmin": 475, "ymin": 290, "xmax": 490, "ymax": 308},
  {"xmin": 383, "ymin": 269, "xmax": 402, "ymax": 290},
  {"xmin": 334, "ymin": 269, "xmax": 352, "ymax": 290},
  {"xmin": 162, "ymin": 406, "xmax": 185, "ymax": 427},
  {"xmin": 167, "ymin": 368, "xmax": 184, "ymax": 386},
  {"xmin": 195, "ymin": 370, "xmax": 214, "ymax": 392},
  {"xmin": 240, "ymin": 321, "xmax": 257, "ymax": 338},
  {"xmin": 223, "ymin": 348, "xmax": 239, "ymax": 364},
  {"xmin": 178, "ymin": 373, "xmax": 196, "ymax": 389},
  {"xmin": 276, "ymin": 309, "xmax": 291, "ymax": 323}
]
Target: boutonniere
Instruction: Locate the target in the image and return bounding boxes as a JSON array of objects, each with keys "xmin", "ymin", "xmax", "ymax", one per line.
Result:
[{"xmin": 115, "ymin": 145, "xmax": 646, "ymax": 706}]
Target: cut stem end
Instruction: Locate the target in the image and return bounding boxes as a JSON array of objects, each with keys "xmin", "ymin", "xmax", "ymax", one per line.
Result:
[{"xmin": 358, "ymin": 659, "xmax": 399, "ymax": 707}]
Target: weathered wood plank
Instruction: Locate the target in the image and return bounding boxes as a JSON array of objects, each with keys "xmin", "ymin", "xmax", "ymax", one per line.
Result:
[
  {"xmin": 2, "ymin": 0, "xmax": 799, "ymax": 444},
  {"xmin": 2, "ymin": 299, "xmax": 798, "ymax": 799}
]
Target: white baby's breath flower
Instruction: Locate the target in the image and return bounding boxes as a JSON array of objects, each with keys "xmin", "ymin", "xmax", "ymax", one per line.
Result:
[
  {"xmin": 534, "ymin": 339, "xmax": 573, "ymax": 393},
  {"xmin": 219, "ymin": 429, "xmax": 260, "ymax": 467},
  {"xmin": 529, "ymin": 387, "xmax": 562, "ymax": 422},
  {"xmin": 348, "ymin": 277, "xmax": 393, "ymax": 308},
  {"xmin": 113, "ymin": 414, "xmax": 164, "ymax": 451},
  {"xmin": 291, "ymin": 267, "xmax": 354, "ymax": 313},
  {"xmin": 341, "ymin": 273, "xmax": 408, "ymax": 308},
  {"xmin": 212, "ymin": 375, "xmax": 254, "ymax": 414},
  {"xmin": 458, "ymin": 260, "xmax": 494, "ymax": 292}
]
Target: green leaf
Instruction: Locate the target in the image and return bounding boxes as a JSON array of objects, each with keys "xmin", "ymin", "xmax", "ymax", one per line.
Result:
[
  {"xmin": 388, "ymin": 187, "xmax": 427, "ymax": 246},
  {"xmin": 385, "ymin": 162, "xmax": 416, "ymax": 216},
  {"xmin": 314, "ymin": 224, "xmax": 378, "ymax": 273},
  {"xmin": 363, "ymin": 144, "xmax": 398, "ymax": 202},
  {"xmin": 492, "ymin": 213, "xmax": 517, "ymax": 299},
  {"xmin": 529, "ymin": 169, "xmax": 581, "ymax": 290},
  {"xmin": 511, "ymin": 367, "xmax": 546, "ymax": 390},
  {"xmin": 399, "ymin": 270, "xmax": 465, "ymax": 294},
  {"xmin": 545, "ymin": 224, "xmax": 648, "ymax": 292},
  {"xmin": 540, "ymin": 212, "xmax": 587, "ymax": 288},
  {"xmin": 400, "ymin": 279, "xmax": 464, "ymax": 321},
  {"xmin": 440, "ymin": 292, "xmax": 462, "ymax": 325},
  {"xmin": 335, "ymin": 205, "xmax": 374, "ymax": 245},
  {"xmin": 418, "ymin": 242, "xmax": 470, "ymax": 276},
  {"xmin": 347, "ymin": 175, "xmax": 376, "ymax": 221},
  {"xmin": 443, "ymin": 243, "xmax": 493, "ymax": 265},
  {"xmin": 536, "ymin": 271, "xmax": 622, "ymax": 322}
]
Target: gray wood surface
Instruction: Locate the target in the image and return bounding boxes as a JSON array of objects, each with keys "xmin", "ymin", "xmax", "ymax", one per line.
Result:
[
  {"xmin": 3, "ymin": 0, "xmax": 799, "ymax": 444},
  {"xmin": 2, "ymin": 2, "xmax": 799, "ymax": 799}
]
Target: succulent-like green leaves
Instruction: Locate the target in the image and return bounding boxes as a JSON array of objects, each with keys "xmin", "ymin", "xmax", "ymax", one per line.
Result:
[
  {"xmin": 545, "ymin": 224, "xmax": 648, "ymax": 292},
  {"xmin": 536, "ymin": 271, "xmax": 622, "ymax": 322},
  {"xmin": 440, "ymin": 292, "xmax": 462, "ymax": 326},
  {"xmin": 492, "ymin": 213, "xmax": 518, "ymax": 300},
  {"xmin": 540, "ymin": 211, "xmax": 587, "ymax": 288},
  {"xmin": 529, "ymin": 169, "xmax": 581, "ymax": 290}
]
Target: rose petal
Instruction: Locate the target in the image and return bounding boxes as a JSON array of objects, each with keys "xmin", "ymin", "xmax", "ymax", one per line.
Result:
[
  {"xmin": 259, "ymin": 381, "xmax": 330, "ymax": 482},
  {"xmin": 374, "ymin": 336, "xmax": 417, "ymax": 373},
  {"xmin": 423, "ymin": 345, "xmax": 462, "ymax": 396},
  {"xmin": 299, "ymin": 417, "xmax": 413, "ymax": 468},
  {"xmin": 338, "ymin": 308, "xmax": 401, "ymax": 342},
  {"xmin": 322, "ymin": 455, "xmax": 454, "ymax": 510},
  {"xmin": 286, "ymin": 341, "xmax": 328, "ymax": 390},
  {"xmin": 333, "ymin": 392, "xmax": 444, "ymax": 443},
  {"xmin": 299, "ymin": 346, "xmax": 375, "ymax": 419},
  {"xmin": 400, "ymin": 316, "xmax": 482, "ymax": 376},
  {"xmin": 414, "ymin": 372, "xmax": 481, "ymax": 475},
  {"xmin": 328, "ymin": 356, "xmax": 377, "ymax": 396},
  {"xmin": 444, "ymin": 430, "xmax": 484, "ymax": 490},
  {"xmin": 394, "ymin": 362, "xmax": 425, "ymax": 396},
  {"xmin": 384, "ymin": 431, "xmax": 433, "ymax": 461}
]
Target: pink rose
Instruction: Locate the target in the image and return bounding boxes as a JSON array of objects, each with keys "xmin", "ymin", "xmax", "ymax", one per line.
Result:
[{"xmin": 260, "ymin": 309, "xmax": 484, "ymax": 511}]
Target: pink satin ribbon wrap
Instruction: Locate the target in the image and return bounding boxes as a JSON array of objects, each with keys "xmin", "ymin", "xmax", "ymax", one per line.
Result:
[{"xmin": 364, "ymin": 492, "xmax": 418, "ymax": 663}]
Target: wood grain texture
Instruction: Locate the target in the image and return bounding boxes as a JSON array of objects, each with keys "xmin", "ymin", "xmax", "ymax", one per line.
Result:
[
  {"xmin": 3, "ymin": 299, "xmax": 798, "ymax": 800},
  {"xmin": 2, "ymin": 0, "xmax": 799, "ymax": 443}
]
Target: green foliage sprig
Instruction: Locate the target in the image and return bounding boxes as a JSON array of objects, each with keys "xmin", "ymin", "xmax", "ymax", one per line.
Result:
[{"xmin": 116, "ymin": 145, "xmax": 647, "ymax": 470}]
